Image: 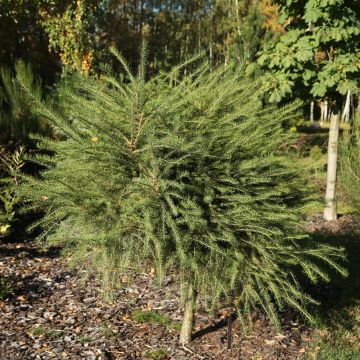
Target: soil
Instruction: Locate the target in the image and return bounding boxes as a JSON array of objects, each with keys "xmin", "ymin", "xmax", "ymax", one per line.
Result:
[{"xmin": 0, "ymin": 214, "xmax": 358, "ymax": 360}]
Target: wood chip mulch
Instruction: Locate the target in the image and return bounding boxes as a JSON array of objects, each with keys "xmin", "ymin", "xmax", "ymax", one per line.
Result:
[{"xmin": 3, "ymin": 214, "xmax": 355, "ymax": 360}]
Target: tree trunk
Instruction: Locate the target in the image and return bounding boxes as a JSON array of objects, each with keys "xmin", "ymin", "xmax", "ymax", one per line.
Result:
[
  {"xmin": 235, "ymin": 0, "xmax": 241, "ymax": 37},
  {"xmin": 324, "ymin": 109, "xmax": 340, "ymax": 221},
  {"xmin": 209, "ymin": 0, "xmax": 213, "ymax": 72},
  {"xmin": 342, "ymin": 90, "xmax": 351, "ymax": 122},
  {"xmin": 179, "ymin": 283, "xmax": 196, "ymax": 345},
  {"xmin": 310, "ymin": 101, "xmax": 314, "ymax": 122},
  {"xmin": 323, "ymin": 99, "xmax": 328, "ymax": 122}
]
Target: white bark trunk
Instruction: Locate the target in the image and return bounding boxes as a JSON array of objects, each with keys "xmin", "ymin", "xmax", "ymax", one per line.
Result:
[
  {"xmin": 342, "ymin": 90, "xmax": 351, "ymax": 122},
  {"xmin": 209, "ymin": 0, "xmax": 213, "ymax": 72},
  {"xmin": 179, "ymin": 283, "xmax": 195, "ymax": 345},
  {"xmin": 235, "ymin": 0, "xmax": 241, "ymax": 37},
  {"xmin": 324, "ymin": 110, "xmax": 340, "ymax": 221},
  {"xmin": 310, "ymin": 101, "xmax": 314, "ymax": 122},
  {"xmin": 323, "ymin": 99, "xmax": 328, "ymax": 122}
]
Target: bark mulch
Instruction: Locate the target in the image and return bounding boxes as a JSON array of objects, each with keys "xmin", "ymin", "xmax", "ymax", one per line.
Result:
[{"xmin": 1, "ymin": 214, "xmax": 356, "ymax": 360}]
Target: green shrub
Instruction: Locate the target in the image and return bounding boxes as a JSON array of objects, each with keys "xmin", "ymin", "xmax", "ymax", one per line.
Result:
[
  {"xmin": 310, "ymin": 145, "xmax": 323, "ymax": 161},
  {"xmin": 19, "ymin": 46, "xmax": 347, "ymax": 341}
]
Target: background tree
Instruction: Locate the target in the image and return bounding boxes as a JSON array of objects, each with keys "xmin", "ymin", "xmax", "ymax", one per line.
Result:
[
  {"xmin": 39, "ymin": 0, "xmax": 103, "ymax": 74},
  {"xmin": 258, "ymin": 0, "xmax": 360, "ymax": 105},
  {"xmin": 0, "ymin": 0, "xmax": 59, "ymax": 83},
  {"xmin": 258, "ymin": 0, "xmax": 360, "ymax": 220}
]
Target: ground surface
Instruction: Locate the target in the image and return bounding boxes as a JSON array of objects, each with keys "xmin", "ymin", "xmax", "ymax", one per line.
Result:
[{"xmin": 0, "ymin": 215, "xmax": 359, "ymax": 360}]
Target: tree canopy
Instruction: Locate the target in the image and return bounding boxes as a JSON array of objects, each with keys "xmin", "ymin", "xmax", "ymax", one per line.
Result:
[{"xmin": 258, "ymin": 0, "xmax": 360, "ymax": 102}]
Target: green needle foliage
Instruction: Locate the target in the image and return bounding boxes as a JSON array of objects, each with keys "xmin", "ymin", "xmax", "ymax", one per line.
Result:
[
  {"xmin": 0, "ymin": 146, "xmax": 25, "ymax": 236},
  {"xmin": 0, "ymin": 60, "xmax": 44, "ymax": 143},
  {"xmin": 19, "ymin": 46, "xmax": 347, "ymax": 336}
]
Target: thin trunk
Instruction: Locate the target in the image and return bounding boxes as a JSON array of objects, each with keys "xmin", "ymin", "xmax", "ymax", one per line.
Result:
[
  {"xmin": 324, "ymin": 109, "xmax": 340, "ymax": 221},
  {"xmin": 209, "ymin": 0, "xmax": 213, "ymax": 72},
  {"xmin": 321, "ymin": 99, "xmax": 329, "ymax": 122},
  {"xmin": 198, "ymin": 16, "xmax": 201, "ymax": 53},
  {"xmin": 227, "ymin": 316, "xmax": 233, "ymax": 350},
  {"xmin": 342, "ymin": 90, "xmax": 351, "ymax": 122},
  {"xmin": 179, "ymin": 283, "xmax": 196, "ymax": 345},
  {"xmin": 310, "ymin": 101, "xmax": 314, "ymax": 122},
  {"xmin": 323, "ymin": 99, "xmax": 328, "ymax": 122},
  {"xmin": 224, "ymin": 0, "xmax": 231, "ymax": 67},
  {"xmin": 235, "ymin": 0, "xmax": 241, "ymax": 37}
]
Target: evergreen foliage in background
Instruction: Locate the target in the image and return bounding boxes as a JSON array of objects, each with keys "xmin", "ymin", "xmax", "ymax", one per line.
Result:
[
  {"xmin": 0, "ymin": 60, "xmax": 47, "ymax": 144},
  {"xmin": 229, "ymin": 2, "xmax": 268, "ymax": 63},
  {"xmin": 19, "ymin": 47, "xmax": 347, "ymax": 339},
  {"xmin": 0, "ymin": 0, "xmax": 281, "ymax": 79},
  {"xmin": 0, "ymin": 146, "xmax": 24, "ymax": 235}
]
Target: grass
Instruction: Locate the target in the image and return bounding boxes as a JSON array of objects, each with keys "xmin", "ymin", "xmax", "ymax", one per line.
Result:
[
  {"xmin": 78, "ymin": 335, "xmax": 93, "ymax": 344},
  {"xmin": 132, "ymin": 309, "xmax": 181, "ymax": 332},
  {"xmin": 100, "ymin": 321, "xmax": 115, "ymax": 338},
  {"xmin": 144, "ymin": 348, "xmax": 169, "ymax": 360},
  {"xmin": 305, "ymin": 331, "xmax": 360, "ymax": 360},
  {"xmin": 30, "ymin": 325, "xmax": 63, "ymax": 338},
  {"xmin": 0, "ymin": 276, "xmax": 14, "ymax": 300}
]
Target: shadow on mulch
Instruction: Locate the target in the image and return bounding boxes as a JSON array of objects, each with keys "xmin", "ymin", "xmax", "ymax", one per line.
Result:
[
  {"xmin": 192, "ymin": 313, "xmax": 237, "ymax": 341},
  {"xmin": 0, "ymin": 210, "xmax": 61, "ymax": 259},
  {"xmin": 1, "ymin": 269, "xmax": 75, "ymax": 304},
  {"xmin": 0, "ymin": 244, "xmax": 61, "ymax": 259},
  {"xmin": 9, "ymin": 274, "xmax": 54, "ymax": 300},
  {"xmin": 0, "ymin": 214, "xmax": 66, "ymax": 303}
]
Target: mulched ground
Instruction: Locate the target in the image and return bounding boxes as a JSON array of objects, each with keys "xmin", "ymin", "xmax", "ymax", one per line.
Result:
[{"xmin": 0, "ymin": 214, "xmax": 358, "ymax": 360}]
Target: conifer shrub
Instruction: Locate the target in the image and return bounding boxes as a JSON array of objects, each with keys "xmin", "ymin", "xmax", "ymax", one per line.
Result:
[{"xmin": 19, "ymin": 47, "xmax": 347, "ymax": 343}]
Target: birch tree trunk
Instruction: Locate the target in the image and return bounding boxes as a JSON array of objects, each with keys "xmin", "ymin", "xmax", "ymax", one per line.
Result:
[
  {"xmin": 324, "ymin": 109, "xmax": 340, "ymax": 221},
  {"xmin": 179, "ymin": 283, "xmax": 196, "ymax": 345},
  {"xmin": 209, "ymin": 0, "xmax": 213, "ymax": 72},
  {"xmin": 235, "ymin": 0, "xmax": 241, "ymax": 37},
  {"xmin": 323, "ymin": 99, "xmax": 328, "ymax": 122},
  {"xmin": 310, "ymin": 101, "xmax": 314, "ymax": 122},
  {"xmin": 342, "ymin": 90, "xmax": 351, "ymax": 122}
]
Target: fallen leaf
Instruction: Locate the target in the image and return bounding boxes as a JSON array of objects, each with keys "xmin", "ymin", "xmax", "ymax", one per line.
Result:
[
  {"xmin": 265, "ymin": 339, "xmax": 276, "ymax": 346},
  {"xmin": 149, "ymin": 267, "xmax": 155, "ymax": 277}
]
